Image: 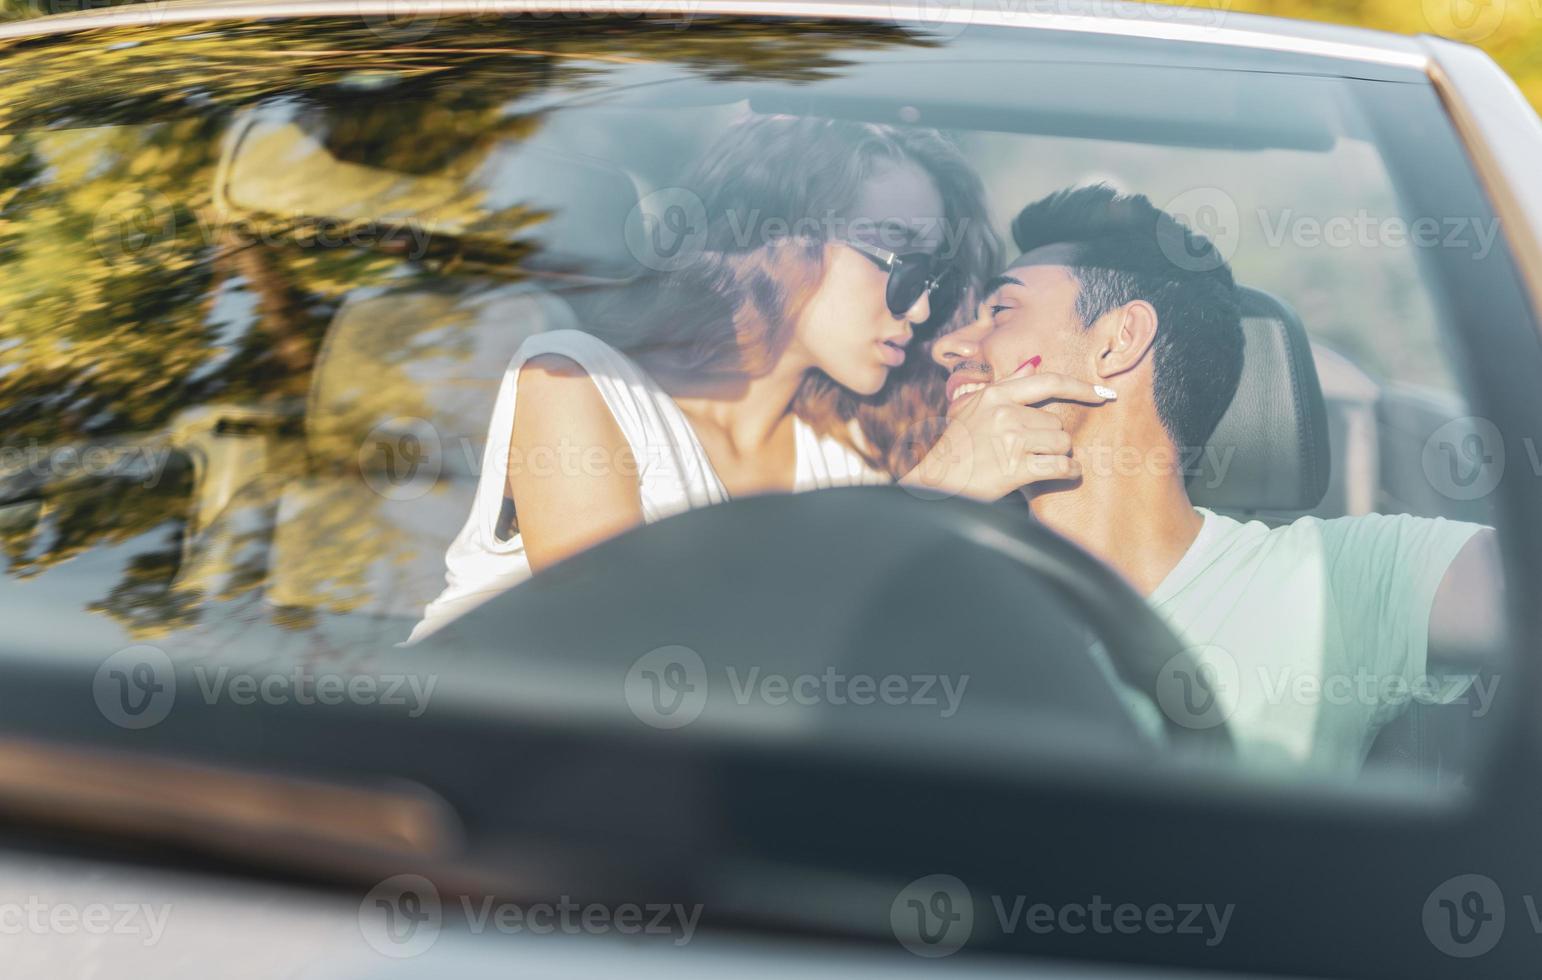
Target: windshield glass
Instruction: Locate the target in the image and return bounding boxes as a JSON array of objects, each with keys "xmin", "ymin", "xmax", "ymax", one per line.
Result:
[{"xmin": 0, "ymin": 15, "xmax": 1521, "ymax": 794}]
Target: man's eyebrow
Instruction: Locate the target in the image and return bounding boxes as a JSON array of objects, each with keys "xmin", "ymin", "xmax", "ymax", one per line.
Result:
[{"xmin": 984, "ymin": 274, "xmax": 1022, "ymax": 295}]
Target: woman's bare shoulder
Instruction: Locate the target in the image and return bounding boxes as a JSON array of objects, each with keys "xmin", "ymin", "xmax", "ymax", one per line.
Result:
[
  {"xmin": 520, "ymin": 352, "xmax": 594, "ymax": 381},
  {"xmin": 512, "ymin": 353, "xmax": 626, "ymax": 447}
]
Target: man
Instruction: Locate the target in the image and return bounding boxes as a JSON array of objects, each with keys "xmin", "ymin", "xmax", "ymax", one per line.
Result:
[{"xmin": 910, "ymin": 184, "xmax": 1504, "ymax": 774}]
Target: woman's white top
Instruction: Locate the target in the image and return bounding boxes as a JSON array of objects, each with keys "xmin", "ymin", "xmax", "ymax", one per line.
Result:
[{"xmin": 407, "ymin": 329, "xmax": 887, "ymax": 643}]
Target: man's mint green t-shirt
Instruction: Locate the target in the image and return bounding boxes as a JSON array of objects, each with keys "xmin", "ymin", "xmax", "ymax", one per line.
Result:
[{"xmin": 1146, "ymin": 508, "xmax": 1484, "ymax": 774}]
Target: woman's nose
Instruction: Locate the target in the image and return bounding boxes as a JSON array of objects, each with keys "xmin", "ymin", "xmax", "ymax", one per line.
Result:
[
  {"xmin": 902, "ymin": 289, "xmax": 932, "ymax": 328},
  {"xmin": 931, "ymin": 309, "xmax": 989, "ymax": 368}
]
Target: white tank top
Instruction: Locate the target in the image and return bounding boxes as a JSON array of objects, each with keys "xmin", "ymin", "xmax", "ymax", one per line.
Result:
[{"xmin": 407, "ymin": 329, "xmax": 886, "ymax": 643}]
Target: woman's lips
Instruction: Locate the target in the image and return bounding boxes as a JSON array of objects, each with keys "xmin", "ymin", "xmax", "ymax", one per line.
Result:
[{"xmin": 878, "ymin": 340, "xmax": 907, "ymax": 368}]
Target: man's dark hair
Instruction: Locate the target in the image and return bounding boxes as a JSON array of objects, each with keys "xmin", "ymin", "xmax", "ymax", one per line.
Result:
[{"xmin": 1010, "ymin": 184, "xmax": 1243, "ymax": 450}]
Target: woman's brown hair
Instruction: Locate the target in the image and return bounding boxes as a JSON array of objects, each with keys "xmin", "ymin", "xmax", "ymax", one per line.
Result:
[{"xmin": 589, "ymin": 113, "xmax": 1000, "ymax": 477}]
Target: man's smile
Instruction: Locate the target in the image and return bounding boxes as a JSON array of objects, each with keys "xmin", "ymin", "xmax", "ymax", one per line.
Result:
[{"xmin": 945, "ymin": 360, "xmax": 992, "ymax": 403}]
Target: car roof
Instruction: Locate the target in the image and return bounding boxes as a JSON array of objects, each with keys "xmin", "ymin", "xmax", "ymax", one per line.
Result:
[{"xmin": 0, "ymin": 0, "xmax": 1434, "ymax": 68}]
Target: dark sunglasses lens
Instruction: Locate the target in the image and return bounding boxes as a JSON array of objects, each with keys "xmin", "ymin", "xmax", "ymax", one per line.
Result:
[
  {"xmin": 885, "ymin": 254, "xmax": 935, "ymax": 317},
  {"xmin": 918, "ymin": 269, "xmax": 962, "ymax": 336}
]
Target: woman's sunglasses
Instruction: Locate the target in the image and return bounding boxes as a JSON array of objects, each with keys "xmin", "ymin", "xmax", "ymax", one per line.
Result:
[{"xmin": 841, "ymin": 239, "xmax": 961, "ymax": 337}]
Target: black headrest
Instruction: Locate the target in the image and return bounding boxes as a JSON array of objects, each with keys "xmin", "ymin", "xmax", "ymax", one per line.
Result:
[{"xmin": 1187, "ymin": 287, "xmax": 1330, "ymax": 513}]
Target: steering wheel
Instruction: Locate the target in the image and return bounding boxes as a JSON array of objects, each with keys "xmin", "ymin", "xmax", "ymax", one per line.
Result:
[
  {"xmin": 452, "ymin": 486, "xmax": 1234, "ymax": 757},
  {"xmin": 964, "ymin": 491, "xmax": 1236, "ymax": 755}
]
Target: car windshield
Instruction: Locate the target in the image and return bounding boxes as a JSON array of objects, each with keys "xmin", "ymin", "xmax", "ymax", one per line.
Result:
[{"xmin": 0, "ymin": 15, "xmax": 1522, "ymax": 796}]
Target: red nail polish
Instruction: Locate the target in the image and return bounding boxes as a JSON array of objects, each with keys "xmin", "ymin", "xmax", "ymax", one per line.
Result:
[{"xmin": 1016, "ymin": 355, "xmax": 1042, "ymax": 373}]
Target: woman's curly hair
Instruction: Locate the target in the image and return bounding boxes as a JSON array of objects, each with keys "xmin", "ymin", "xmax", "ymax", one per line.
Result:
[{"xmin": 590, "ymin": 113, "xmax": 1000, "ymax": 477}]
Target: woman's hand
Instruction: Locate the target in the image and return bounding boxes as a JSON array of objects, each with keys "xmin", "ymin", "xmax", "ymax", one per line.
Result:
[{"xmin": 900, "ymin": 364, "xmax": 1116, "ymax": 501}]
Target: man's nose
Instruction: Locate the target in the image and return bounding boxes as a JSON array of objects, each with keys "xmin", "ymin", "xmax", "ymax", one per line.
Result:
[{"xmin": 931, "ymin": 308, "xmax": 990, "ymax": 369}]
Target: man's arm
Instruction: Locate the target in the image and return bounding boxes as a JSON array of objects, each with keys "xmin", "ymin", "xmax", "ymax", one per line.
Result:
[
  {"xmin": 1428, "ymin": 528, "xmax": 1509, "ymax": 671},
  {"xmin": 1321, "ymin": 513, "xmax": 1486, "ymax": 711}
]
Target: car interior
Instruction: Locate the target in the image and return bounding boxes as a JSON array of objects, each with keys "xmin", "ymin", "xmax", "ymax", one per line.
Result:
[
  {"xmin": 106, "ymin": 76, "xmax": 1492, "ymax": 782},
  {"xmin": 3, "ymin": 14, "xmax": 1541, "ymax": 979}
]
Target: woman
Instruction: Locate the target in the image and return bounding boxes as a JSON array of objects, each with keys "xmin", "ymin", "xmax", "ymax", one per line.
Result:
[{"xmin": 408, "ymin": 114, "xmax": 998, "ymax": 643}]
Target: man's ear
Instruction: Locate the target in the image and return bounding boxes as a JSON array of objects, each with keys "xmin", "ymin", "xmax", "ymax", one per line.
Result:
[{"xmin": 1093, "ymin": 300, "xmax": 1157, "ymax": 380}]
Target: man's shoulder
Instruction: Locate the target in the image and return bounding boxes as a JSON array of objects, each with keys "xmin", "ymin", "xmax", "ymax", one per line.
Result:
[
  {"xmin": 1198, "ymin": 508, "xmax": 1483, "ymax": 567},
  {"xmin": 1198, "ymin": 508, "xmax": 1420, "ymax": 539},
  {"xmin": 1193, "ymin": 508, "xmax": 1311, "ymax": 549},
  {"xmin": 1185, "ymin": 510, "xmax": 1344, "ymax": 577}
]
